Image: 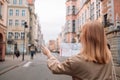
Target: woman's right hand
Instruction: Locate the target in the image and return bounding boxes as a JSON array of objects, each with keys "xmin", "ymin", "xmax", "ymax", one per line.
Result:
[{"xmin": 41, "ymin": 45, "xmax": 52, "ymax": 58}]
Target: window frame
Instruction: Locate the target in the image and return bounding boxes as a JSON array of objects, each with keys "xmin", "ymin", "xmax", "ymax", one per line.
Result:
[
  {"xmin": 9, "ymin": 9, "xmax": 13, "ymax": 16},
  {"xmin": 21, "ymin": 20, "xmax": 25, "ymax": 26},
  {"xmin": 15, "ymin": 32, "xmax": 19, "ymax": 39},
  {"xmin": 21, "ymin": 32, "xmax": 25, "ymax": 39},
  {"xmin": 15, "ymin": 20, "xmax": 19, "ymax": 26},
  {"xmin": 13, "ymin": 0, "xmax": 17, "ymax": 4},
  {"xmin": 22, "ymin": 10, "xmax": 25, "ymax": 16},
  {"xmin": 9, "ymin": 19, "xmax": 13, "ymax": 26},
  {"xmin": 19, "ymin": 0, "xmax": 22, "ymax": 5},
  {"xmin": 16, "ymin": 10, "xmax": 19, "ymax": 16}
]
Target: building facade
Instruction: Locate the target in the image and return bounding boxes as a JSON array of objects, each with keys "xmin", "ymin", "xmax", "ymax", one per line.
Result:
[
  {"xmin": 0, "ymin": 0, "xmax": 8, "ymax": 61},
  {"xmin": 65, "ymin": 0, "xmax": 120, "ymax": 42},
  {"xmin": 65, "ymin": 0, "xmax": 77, "ymax": 43},
  {"xmin": 64, "ymin": 0, "xmax": 120, "ymax": 64},
  {"xmin": 28, "ymin": 0, "xmax": 44, "ymax": 53},
  {"xmin": 65, "ymin": 0, "xmax": 102, "ymax": 43},
  {"xmin": 35, "ymin": 18, "xmax": 43, "ymax": 52},
  {"xmin": 27, "ymin": 0, "xmax": 37, "ymax": 46},
  {"xmin": 101, "ymin": 0, "xmax": 120, "ymax": 65},
  {"xmin": 7, "ymin": 0, "xmax": 30, "ymax": 54}
]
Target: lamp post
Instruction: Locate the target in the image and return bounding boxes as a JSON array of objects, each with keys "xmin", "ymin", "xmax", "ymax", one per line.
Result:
[{"xmin": 22, "ymin": 22, "xmax": 28, "ymax": 61}]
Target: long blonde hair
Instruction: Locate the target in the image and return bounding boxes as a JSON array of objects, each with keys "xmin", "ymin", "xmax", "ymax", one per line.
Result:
[{"xmin": 80, "ymin": 21, "xmax": 111, "ymax": 64}]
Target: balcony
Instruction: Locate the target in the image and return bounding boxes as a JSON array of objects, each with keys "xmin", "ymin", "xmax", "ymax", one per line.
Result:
[
  {"xmin": 103, "ymin": 20, "xmax": 114, "ymax": 28},
  {"xmin": 7, "ymin": 39, "xmax": 16, "ymax": 44}
]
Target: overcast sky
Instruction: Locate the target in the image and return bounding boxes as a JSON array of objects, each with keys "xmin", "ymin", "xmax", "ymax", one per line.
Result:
[{"xmin": 35, "ymin": 0, "xmax": 66, "ymax": 43}]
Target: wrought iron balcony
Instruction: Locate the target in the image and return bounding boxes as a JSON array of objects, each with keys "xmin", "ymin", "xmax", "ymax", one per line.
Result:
[
  {"xmin": 7, "ymin": 39, "xmax": 15, "ymax": 44},
  {"xmin": 103, "ymin": 20, "xmax": 114, "ymax": 28}
]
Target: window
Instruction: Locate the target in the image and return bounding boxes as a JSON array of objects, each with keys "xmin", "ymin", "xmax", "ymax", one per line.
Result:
[
  {"xmin": 90, "ymin": 2, "xmax": 94, "ymax": 20},
  {"xmin": 21, "ymin": 20, "xmax": 25, "ymax": 26},
  {"xmin": 15, "ymin": 32, "xmax": 19, "ymax": 39},
  {"xmin": 13, "ymin": 0, "xmax": 17, "ymax": 4},
  {"xmin": 19, "ymin": 0, "xmax": 22, "ymax": 5},
  {"xmin": 72, "ymin": 20, "xmax": 75, "ymax": 32},
  {"xmin": 96, "ymin": 0, "xmax": 101, "ymax": 19},
  {"xmin": 22, "ymin": 10, "xmax": 25, "ymax": 16},
  {"xmin": 9, "ymin": 19, "xmax": 13, "ymax": 26},
  {"xmin": 8, "ymin": 32, "xmax": 13, "ymax": 39},
  {"xmin": 67, "ymin": 6, "xmax": 70, "ymax": 15},
  {"xmin": 9, "ymin": 9, "xmax": 13, "ymax": 16},
  {"xmin": 21, "ymin": 32, "xmax": 25, "ymax": 39},
  {"xmin": 72, "ymin": 6, "xmax": 75, "ymax": 15},
  {"xmin": 0, "ymin": 3, "xmax": 2, "ymax": 18},
  {"xmin": 16, "ymin": 10, "xmax": 19, "ymax": 16},
  {"xmin": 15, "ymin": 20, "xmax": 19, "ymax": 26},
  {"xmin": 103, "ymin": 14, "xmax": 108, "ymax": 26}
]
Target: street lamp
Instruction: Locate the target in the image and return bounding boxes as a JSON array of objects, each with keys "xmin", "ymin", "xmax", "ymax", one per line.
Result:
[{"xmin": 22, "ymin": 22, "xmax": 28, "ymax": 61}]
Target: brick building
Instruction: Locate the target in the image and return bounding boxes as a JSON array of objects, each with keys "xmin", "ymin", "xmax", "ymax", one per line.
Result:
[
  {"xmin": 101, "ymin": 0, "xmax": 120, "ymax": 65},
  {"xmin": 65, "ymin": 0, "xmax": 77, "ymax": 43},
  {"xmin": 64, "ymin": 0, "xmax": 120, "ymax": 64}
]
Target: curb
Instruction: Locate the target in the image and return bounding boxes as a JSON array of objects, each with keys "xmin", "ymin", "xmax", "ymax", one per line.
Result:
[{"xmin": 0, "ymin": 60, "xmax": 28, "ymax": 75}]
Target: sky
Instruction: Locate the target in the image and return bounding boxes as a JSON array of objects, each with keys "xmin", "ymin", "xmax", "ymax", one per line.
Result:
[{"xmin": 35, "ymin": 0, "xmax": 66, "ymax": 43}]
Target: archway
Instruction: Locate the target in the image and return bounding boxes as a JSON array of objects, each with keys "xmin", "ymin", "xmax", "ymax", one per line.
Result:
[{"xmin": 0, "ymin": 33, "xmax": 3, "ymax": 60}]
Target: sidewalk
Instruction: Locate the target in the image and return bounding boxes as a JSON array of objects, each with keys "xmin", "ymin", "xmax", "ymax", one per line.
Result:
[{"xmin": 0, "ymin": 54, "xmax": 31, "ymax": 75}]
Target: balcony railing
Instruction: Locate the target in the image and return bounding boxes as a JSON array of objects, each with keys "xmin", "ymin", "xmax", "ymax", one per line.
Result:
[{"xmin": 7, "ymin": 39, "xmax": 15, "ymax": 44}]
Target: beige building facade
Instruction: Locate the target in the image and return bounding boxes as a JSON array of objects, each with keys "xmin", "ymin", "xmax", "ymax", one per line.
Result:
[
  {"xmin": 27, "ymin": 0, "xmax": 37, "ymax": 46},
  {"xmin": 34, "ymin": 17, "xmax": 44, "ymax": 52},
  {"xmin": 28, "ymin": 0, "xmax": 43, "ymax": 53},
  {"xmin": 7, "ymin": 0, "xmax": 30, "ymax": 54},
  {"xmin": 0, "ymin": 0, "xmax": 8, "ymax": 61}
]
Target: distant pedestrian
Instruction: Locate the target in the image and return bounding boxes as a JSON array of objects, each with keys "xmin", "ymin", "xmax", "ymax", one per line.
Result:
[
  {"xmin": 41, "ymin": 21, "xmax": 116, "ymax": 80},
  {"xmin": 14, "ymin": 49, "xmax": 20, "ymax": 58},
  {"xmin": 30, "ymin": 44, "xmax": 35, "ymax": 59}
]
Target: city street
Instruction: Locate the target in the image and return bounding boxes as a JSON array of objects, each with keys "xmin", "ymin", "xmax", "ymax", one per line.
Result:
[
  {"xmin": 0, "ymin": 53, "xmax": 72, "ymax": 80},
  {"xmin": 0, "ymin": 0, "xmax": 120, "ymax": 80}
]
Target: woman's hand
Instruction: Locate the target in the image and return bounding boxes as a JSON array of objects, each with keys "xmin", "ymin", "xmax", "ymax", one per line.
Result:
[{"xmin": 41, "ymin": 45, "xmax": 52, "ymax": 58}]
